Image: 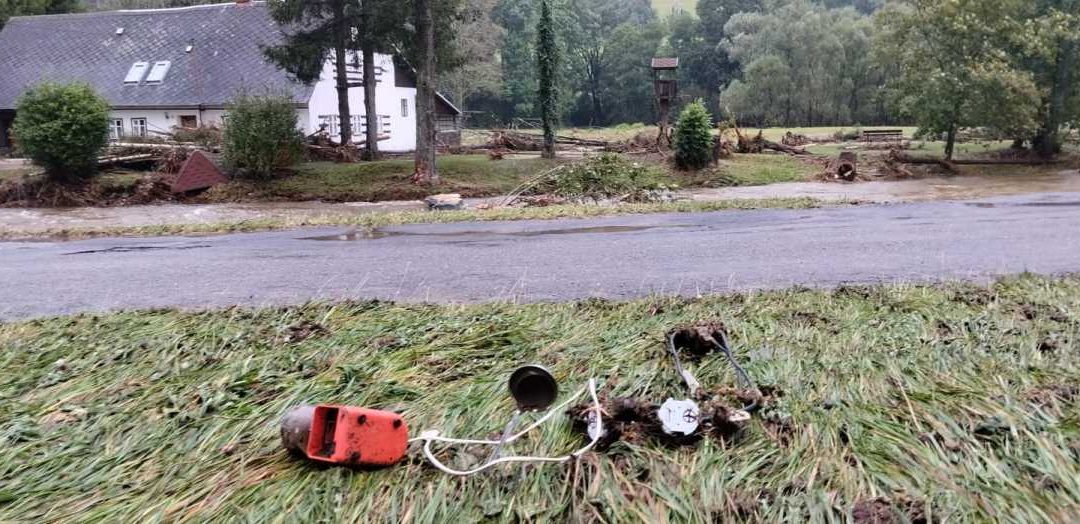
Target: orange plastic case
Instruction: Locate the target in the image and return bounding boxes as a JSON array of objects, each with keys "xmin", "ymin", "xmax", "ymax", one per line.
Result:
[{"xmin": 304, "ymin": 405, "xmax": 409, "ymax": 467}]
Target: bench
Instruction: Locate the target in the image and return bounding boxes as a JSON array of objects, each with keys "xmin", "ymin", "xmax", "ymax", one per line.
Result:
[{"xmin": 862, "ymin": 129, "xmax": 904, "ymax": 143}]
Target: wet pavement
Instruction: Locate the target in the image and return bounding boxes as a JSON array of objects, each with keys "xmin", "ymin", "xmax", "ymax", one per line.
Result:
[
  {"xmin": 2, "ymin": 192, "xmax": 1079, "ymax": 320},
  {"xmin": 1, "ymin": 170, "xmax": 1077, "ymax": 234}
]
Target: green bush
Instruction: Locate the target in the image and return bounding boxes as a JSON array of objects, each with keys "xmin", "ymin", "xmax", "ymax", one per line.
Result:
[
  {"xmin": 13, "ymin": 82, "xmax": 110, "ymax": 182},
  {"xmin": 674, "ymin": 100, "xmax": 714, "ymax": 170},
  {"xmin": 542, "ymin": 153, "xmax": 664, "ymax": 201},
  {"xmin": 222, "ymin": 93, "xmax": 303, "ymax": 178}
]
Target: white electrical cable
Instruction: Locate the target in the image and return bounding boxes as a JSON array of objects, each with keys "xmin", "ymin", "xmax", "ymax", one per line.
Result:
[{"xmin": 410, "ymin": 379, "xmax": 603, "ymax": 476}]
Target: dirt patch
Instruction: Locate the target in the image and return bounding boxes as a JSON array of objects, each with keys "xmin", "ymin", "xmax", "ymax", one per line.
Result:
[
  {"xmin": 852, "ymin": 496, "xmax": 932, "ymax": 524},
  {"xmin": 1026, "ymin": 384, "xmax": 1079, "ymax": 407},
  {"xmin": 0, "ymin": 174, "xmax": 175, "ymax": 208},
  {"xmin": 1013, "ymin": 303, "xmax": 1070, "ymax": 323},
  {"xmin": 568, "ymin": 394, "xmax": 750, "ymax": 449},
  {"xmin": 281, "ymin": 321, "xmax": 327, "ymax": 344},
  {"xmin": 668, "ymin": 321, "xmax": 727, "ymax": 359}
]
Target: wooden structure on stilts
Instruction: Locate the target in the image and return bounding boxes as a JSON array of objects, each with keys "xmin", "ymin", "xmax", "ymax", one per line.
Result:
[{"xmin": 651, "ymin": 57, "xmax": 679, "ymax": 148}]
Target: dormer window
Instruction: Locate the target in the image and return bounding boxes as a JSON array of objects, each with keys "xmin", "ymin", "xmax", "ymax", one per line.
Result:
[
  {"xmin": 145, "ymin": 61, "xmax": 171, "ymax": 84},
  {"xmin": 124, "ymin": 62, "xmax": 149, "ymax": 84}
]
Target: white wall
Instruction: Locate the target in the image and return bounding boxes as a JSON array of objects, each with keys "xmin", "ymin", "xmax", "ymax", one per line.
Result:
[
  {"xmin": 107, "ymin": 108, "xmax": 206, "ymax": 140},
  {"xmin": 305, "ymin": 52, "xmax": 417, "ymax": 152}
]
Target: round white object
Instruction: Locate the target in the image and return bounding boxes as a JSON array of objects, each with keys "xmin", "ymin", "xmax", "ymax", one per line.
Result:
[{"xmin": 658, "ymin": 398, "xmax": 700, "ymax": 436}]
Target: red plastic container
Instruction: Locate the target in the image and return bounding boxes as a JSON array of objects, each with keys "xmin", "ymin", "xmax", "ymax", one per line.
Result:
[{"xmin": 304, "ymin": 405, "xmax": 409, "ymax": 467}]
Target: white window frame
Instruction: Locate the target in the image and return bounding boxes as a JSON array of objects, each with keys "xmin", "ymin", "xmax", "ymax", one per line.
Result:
[
  {"xmin": 108, "ymin": 118, "xmax": 124, "ymax": 141},
  {"xmin": 145, "ymin": 61, "xmax": 172, "ymax": 84},
  {"xmin": 401, "ymin": 99, "xmax": 409, "ymax": 118},
  {"xmin": 131, "ymin": 118, "xmax": 148, "ymax": 138},
  {"xmin": 124, "ymin": 62, "xmax": 149, "ymax": 84}
]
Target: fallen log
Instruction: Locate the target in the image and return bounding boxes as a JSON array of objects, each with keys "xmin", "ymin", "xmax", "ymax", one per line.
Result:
[
  {"xmin": 762, "ymin": 139, "xmax": 812, "ymax": 156},
  {"xmin": 485, "ymin": 130, "xmax": 611, "ymax": 151}
]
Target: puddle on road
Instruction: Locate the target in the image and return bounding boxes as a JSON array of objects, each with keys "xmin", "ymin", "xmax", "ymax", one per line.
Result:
[{"xmin": 302, "ymin": 225, "xmax": 669, "ymax": 242}]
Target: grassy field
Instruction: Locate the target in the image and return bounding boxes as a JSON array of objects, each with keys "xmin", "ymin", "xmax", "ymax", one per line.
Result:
[
  {"xmin": 205, "ymin": 156, "xmax": 565, "ymax": 204},
  {"xmin": 652, "ymin": 0, "xmax": 696, "ymax": 16},
  {"xmin": 202, "ymin": 152, "xmax": 815, "ymax": 205},
  {"xmin": 2, "ymin": 275, "xmax": 1079, "ymax": 521}
]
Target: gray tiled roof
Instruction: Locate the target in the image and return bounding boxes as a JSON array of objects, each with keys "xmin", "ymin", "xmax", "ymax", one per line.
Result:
[{"xmin": 0, "ymin": 2, "xmax": 314, "ymax": 110}]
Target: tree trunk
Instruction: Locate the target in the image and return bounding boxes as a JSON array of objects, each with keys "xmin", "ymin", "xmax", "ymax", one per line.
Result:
[
  {"xmin": 1035, "ymin": 40, "xmax": 1076, "ymax": 158},
  {"xmin": 944, "ymin": 123, "xmax": 958, "ymax": 161},
  {"xmin": 332, "ymin": 0, "xmax": 352, "ymax": 145},
  {"xmin": 411, "ymin": 0, "xmax": 438, "ymax": 185},
  {"xmin": 537, "ymin": 0, "xmax": 558, "ymax": 159},
  {"xmin": 362, "ymin": 46, "xmax": 380, "ymax": 160}
]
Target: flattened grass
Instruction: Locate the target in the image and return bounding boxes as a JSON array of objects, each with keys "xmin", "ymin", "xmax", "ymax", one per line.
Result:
[
  {"xmin": 0, "ymin": 197, "xmax": 824, "ymax": 241},
  {"xmin": 2, "ymin": 275, "xmax": 1080, "ymax": 521}
]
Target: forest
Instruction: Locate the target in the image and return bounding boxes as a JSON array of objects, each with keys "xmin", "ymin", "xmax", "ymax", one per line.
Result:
[{"xmin": 2, "ymin": 0, "xmax": 1078, "ymax": 156}]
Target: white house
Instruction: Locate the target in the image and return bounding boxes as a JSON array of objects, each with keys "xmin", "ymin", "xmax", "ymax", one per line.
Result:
[{"xmin": 0, "ymin": 1, "xmax": 461, "ymax": 153}]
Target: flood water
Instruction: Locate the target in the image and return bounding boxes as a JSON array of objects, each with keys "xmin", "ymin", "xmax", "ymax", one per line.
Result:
[
  {"xmin": 690, "ymin": 169, "xmax": 1080, "ymax": 203},
  {"xmin": 1, "ymin": 169, "xmax": 1077, "ymax": 235}
]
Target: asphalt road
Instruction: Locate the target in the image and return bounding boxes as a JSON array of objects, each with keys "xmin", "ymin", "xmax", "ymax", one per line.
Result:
[{"xmin": 3, "ymin": 192, "xmax": 1080, "ymax": 320}]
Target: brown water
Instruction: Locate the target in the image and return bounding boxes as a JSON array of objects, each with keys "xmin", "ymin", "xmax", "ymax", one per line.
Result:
[
  {"xmin": 2, "ymin": 170, "xmax": 1077, "ymax": 234},
  {"xmin": 689, "ymin": 169, "xmax": 1080, "ymax": 203}
]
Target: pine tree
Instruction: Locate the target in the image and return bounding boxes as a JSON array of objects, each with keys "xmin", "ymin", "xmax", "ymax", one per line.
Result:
[{"xmin": 536, "ymin": 0, "xmax": 558, "ymax": 159}]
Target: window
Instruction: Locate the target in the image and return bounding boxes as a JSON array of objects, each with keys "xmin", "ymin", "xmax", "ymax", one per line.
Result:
[
  {"xmin": 145, "ymin": 61, "xmax": 171, "ymax": 84},
  {"xmin": 179, "ymin": 115, "xmax": 197, "ymax": 129},
  {"xmin": 124, "ymin": 62, "xmax": 149, "ymax": 84},
  {"xmin": 401, "ymin": 99, "xmax": 408, "ymax": 118},
  {"xmin": 108, "ymin": 119, "xmax": 124, "ymax": 141},
  {"xmin": 131, "ymin": 118, "xmax": 147, "ymax": 138}
]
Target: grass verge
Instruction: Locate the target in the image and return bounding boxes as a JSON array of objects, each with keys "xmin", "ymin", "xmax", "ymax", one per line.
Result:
[
  {"xmin": 0, "ymin": 197, "xmax": 825, "ymax": 241},
  {"xmin": 1, "ymin": 275, "xmax": 1079, "ymax": 521}
]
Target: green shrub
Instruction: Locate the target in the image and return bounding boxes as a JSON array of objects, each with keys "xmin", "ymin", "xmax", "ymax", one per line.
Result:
[
  {"xmin": 13, "ymin": 82, "xmax": 110, "ymax": 182},
  {"xmin": 222, "ymin": 93, "xmax": 303, "ymax": 178},
  {"xmin": 674, "ymin": 100, "xmax": 714, "ymax": 170},
  {"xmin": 542, "ymin": 153, "xmax": 664, "ymax": 201}
]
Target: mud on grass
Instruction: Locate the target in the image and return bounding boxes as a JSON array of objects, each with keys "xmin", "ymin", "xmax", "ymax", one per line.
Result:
[{"xmin": 3, "ymin": 275, "xmax": 1080, "ymax": 521}]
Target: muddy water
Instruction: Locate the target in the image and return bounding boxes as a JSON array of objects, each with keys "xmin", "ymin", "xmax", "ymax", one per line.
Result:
[
  {"xmin": 689, "ymin": 169, "xmax": 1080, "ymax": 203},
  {"xmin": 1, "ymin": 170, "xmax": 1077, "ymax": 234}
]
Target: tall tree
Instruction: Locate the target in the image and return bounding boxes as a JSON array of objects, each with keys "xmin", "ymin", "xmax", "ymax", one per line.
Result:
[
  {"xmin": 564, "ymin": 0, "xmax": 654, "ymax": 125},
  {"xmin": 720, "ymin": 2, "xmax": 884, "ymax": 127},
  {"xmin": 359, "ymin": 0, "xmax": 381, "ymax": 159},
  {"xmin": 536, "ymin": 0, "xmax": 558, "ymax": 158},
  {"xmin": 411, "ymin": 0, "xmax": 438, "ymax": 185},
  {"xmin": 875, "ymin": 0, "xmax": 1039, "ymax": 160},
  {"xmin": 440, "ymin": 0, "xmax": 504, "ymax": 114},
  {"xmin": 265, "ymin": 0, "xmax": 360, "ymax": 144},
  {"xmin": 1019, "ymin": 0, "xmax": 1080, "ymax": 157},
  {"xmin": 1, "ymin": 0, "xmax": 80, "ymax": 29}
]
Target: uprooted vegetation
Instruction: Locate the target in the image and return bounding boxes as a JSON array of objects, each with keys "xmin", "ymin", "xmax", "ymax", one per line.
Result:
[{"xmin": 2, "ymin": 275, "xmax": 1080, "ymax": 521}]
